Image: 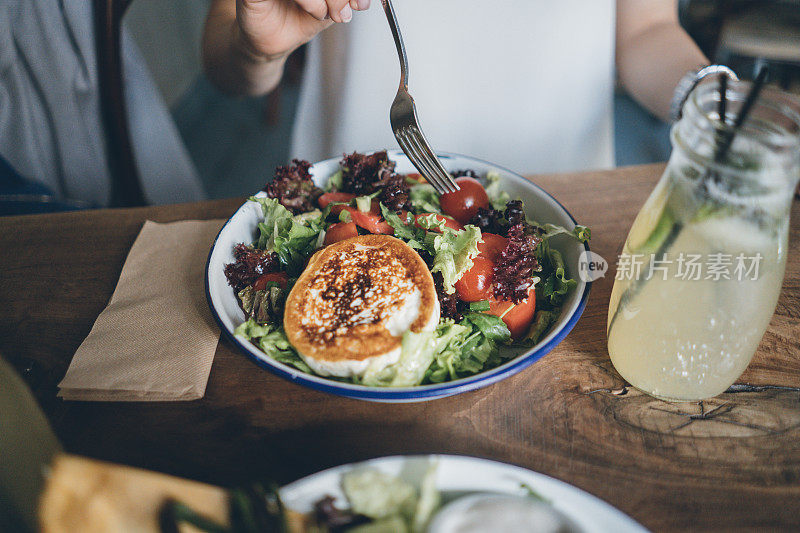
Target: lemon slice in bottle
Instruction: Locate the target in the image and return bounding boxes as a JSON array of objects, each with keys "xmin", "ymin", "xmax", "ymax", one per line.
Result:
[{"xmin": 625, "ymin": 178, "xmax": 675, "ymax": 256}]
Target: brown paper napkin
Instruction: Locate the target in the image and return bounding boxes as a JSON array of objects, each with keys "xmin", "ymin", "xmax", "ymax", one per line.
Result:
[{"xmin": 58, "ymin": 219, "xmax": 225, "ymax": 401}]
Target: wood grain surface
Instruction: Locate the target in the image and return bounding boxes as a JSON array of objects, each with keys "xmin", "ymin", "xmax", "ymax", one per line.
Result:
[{"xmin": 1, "ymin": 164, "xmax": 798, "ymax": 532}]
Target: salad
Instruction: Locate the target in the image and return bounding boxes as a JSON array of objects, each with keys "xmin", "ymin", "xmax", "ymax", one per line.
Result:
[
  {"xmin": 162, "ymin": 462, "xmax": 576, "ymax": 533},
  {"xmin": 224, "ymin": 151, "xmax": 589, "ymax": 387},
  {"xmin": 299, "ymin": 465, "xmax": 575, "ymax": 533}
]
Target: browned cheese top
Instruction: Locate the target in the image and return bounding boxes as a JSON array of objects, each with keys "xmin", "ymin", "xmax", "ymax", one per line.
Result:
[{"xmin": 284, "ymin": 235, "xmax": 437, "ymax": 363}]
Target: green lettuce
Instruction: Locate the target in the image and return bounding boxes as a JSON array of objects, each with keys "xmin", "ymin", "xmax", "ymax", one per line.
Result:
[
  {"xmin": 425, "ymin": 313, "xmax": 511, "ymax": 382},
  {"xmin": 537, "ymin": 222, "xmax": 591, "ymax": 242},
  {"xmin": 271, "ymin": 219, "xmax": 322, "ymax": 276},
  {"xmin": 233, "ymin": 317, "xmax": 271, "ymax": 339},
  {"xmin": 326, "ymin": 168, "xmax": 343, "ymax": 191},
  {"xmin": 411, "ymin": 463, "xmax": 440, "ymax": 533},
  {"xmin": 360, "ymin": 312, "xmax": 510, "ymax": 387},
  {"xmin": 291, "ymin": 208, "xmax": 322, "ymax": 225},
  {"xmin": 342, "ymin": 469, "xmax": 417, "ymax": 520},
  {"xmin": 462, "ymin": 311, "xmax": 511, "ymax": 343},
  {"xmin": 385, "ymin": 331, "xmax": 440, "ymax": 387},
  {"xmin": 524, "ymin": 219, "xmax": 589, "ymax": 328},
  {"xmin": 233, "ymin": 319, "xmax": 311, "ymax": 373},
  {"xmin": 380, "ymin": 204, "xmax": 426, "ymax": 249},
  {"xmin": 382, "ymin": 203, "xmax": 483, "ymax": 295},
  {"xmin": 250, "ymin": 197, "xmax": 324, "ymax": 276},
  {"xmin": 362, "ymin": 322, "xmax": 470, "ymax": 387},
  {"xmin": 250, "ymin": 196, "xmax": 292, "ymax": 249},
  {"xmin": 429, "ymin": 225, "xmax": 482, "ymax": 294},
  {"xmin": 536, "ymin": 240, "xmax": 576, "ymax": 307},
  {"xmin": 523, "ymin": 310, "xmax": 558, "ymax": 346},
  {"xmin": 341, "ymin": 463, "xmax": 440, "ymax": 533},
  {"xmin": 413, "ymin": 213, "xmax": 446, "ymax": 232},
  {"xmin": 408, "ymin": 183, "xmax": 441, "ymax": 213},
  {"xmin": 468, "ymin": 300, "xmax": 490, "ymax": 312},
  {"xmin": 485, "ymin": 170, "xmax": 511, "ymax": 210}
]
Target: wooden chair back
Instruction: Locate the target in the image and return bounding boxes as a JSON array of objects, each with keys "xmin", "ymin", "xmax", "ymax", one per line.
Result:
[{"xmin": 93, "ymin": 0, "xmax": 146, "ymax": 207}]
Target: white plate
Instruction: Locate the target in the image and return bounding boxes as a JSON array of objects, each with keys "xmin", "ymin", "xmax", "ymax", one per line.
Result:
[
  {"xmin": 206, "ymin": 151, "xmax": 591, "ymax": 402},
  {"xmin": 279, "ymin": 455, "xmax": 647, "ymax": 532}
]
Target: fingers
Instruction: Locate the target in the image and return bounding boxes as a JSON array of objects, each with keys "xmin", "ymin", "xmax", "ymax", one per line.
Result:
[
  {"xmin": 293, "ymin": 0, "xmax": 329, "ymax": 20},
  {"xmin": 349, "ymin": 0, "xmax": 370, "ymax": 12},
  {"xmin": 325, "ymin": 0, "xmax": 352, "ymax": 23},
  {"xmin": 294, "ymin": 0, "xmax": 368, "ymax": 23},
  {"xmin": 333, "ymin": 1, "xmax": 352, "ymax": 23}
]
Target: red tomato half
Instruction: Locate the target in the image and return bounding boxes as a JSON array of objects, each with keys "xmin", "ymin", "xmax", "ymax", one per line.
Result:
[
  {"xmin": 454, "ymin": 256, "xmax": 495, "ymax": 302},
  {"xmin": 414, "ymin": 213, "xmax": 464, "ymax": 233},
  {"xmin": 318, "ymin": 192, "xmax": 356, "ymax": 208},
  {"xmin": 477, "ymin": 233, "xmax": 508, "ymax": 262},
  {"xmin": 329, "ymin": 204, "xmax": 351, "ymax": 216},
  {"xmin": 336, "ymin": 200, "xmax": 382, "ymax": 217},
  {"xmin": 439, "ymin": 176, "xmax": 490, "ymax": 225},
  {"xmin": 343, "ymin": 207, "xmax": 394, "ymax": 234},
  {"xmin": 323, "ymin": 222, "xmax": 358, "ymax": 245},
  {"xmin": 253, "ymin": 271, "xmax": 289, "ymax": 291},
  {"xmin": 487, "ymin": 287, "xmax": 536, "ymax": 340},
  {"xmin": 406, "ymin": 172, "xmax": 426, "ymax": 184}
]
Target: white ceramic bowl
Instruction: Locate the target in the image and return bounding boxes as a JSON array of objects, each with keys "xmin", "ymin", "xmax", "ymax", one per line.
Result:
[
  {"xmin": 278, "ymin": 455, "xmax": 646, "ymax": 532},
  {"xmin": 206, "ymin": 151, "xmax": 591, "ymax": 402}
]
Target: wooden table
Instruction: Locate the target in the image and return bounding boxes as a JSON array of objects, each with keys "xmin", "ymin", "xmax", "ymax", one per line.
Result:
[{"xmin": 1, "ymin": 164, "xmax": 799, "ymax": 532}]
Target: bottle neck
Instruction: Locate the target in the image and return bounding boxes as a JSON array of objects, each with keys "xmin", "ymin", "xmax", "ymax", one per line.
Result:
[{"xmin": 671, "ymin": 78, "xmax": 800, "ymax": 197}]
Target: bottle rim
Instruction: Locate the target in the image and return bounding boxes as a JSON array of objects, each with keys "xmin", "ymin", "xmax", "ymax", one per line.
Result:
[
  {"xmin": 684, "ymin": 77, "xmax": 800, "ymax": 151},
  {"xmin": 671, "ymin": 78, "xmax": 800, "ymax": 188}
]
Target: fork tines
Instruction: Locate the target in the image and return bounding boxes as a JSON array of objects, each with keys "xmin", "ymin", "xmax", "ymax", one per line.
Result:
[{"xmin": 395, "ymin": 126, "xmax": 459, "ymax": 195}]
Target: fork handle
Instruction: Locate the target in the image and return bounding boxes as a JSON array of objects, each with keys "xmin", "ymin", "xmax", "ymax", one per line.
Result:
[{"xmin": 381, "ymin": 0, "xmax": 408, "ymax": 87}]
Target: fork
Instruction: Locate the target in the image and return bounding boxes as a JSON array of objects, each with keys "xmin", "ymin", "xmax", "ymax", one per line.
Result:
[{"xmin": 380, "ymin": 0, "xmax": 459, "ymax": 194}]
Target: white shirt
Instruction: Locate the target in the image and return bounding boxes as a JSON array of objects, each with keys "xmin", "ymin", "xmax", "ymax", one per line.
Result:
[
  {"xmin": 292, "ymin": 0, "xmax": 616, "ymax": 175},
  {"xmin": 0, "ymin": 0, "xmax": 204, "ymax": 206}
]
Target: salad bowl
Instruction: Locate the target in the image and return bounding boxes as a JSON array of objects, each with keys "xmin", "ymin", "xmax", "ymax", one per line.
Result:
[{"xmin": 206, "ymin": 151, "xmax": 591, "ymax": 402}]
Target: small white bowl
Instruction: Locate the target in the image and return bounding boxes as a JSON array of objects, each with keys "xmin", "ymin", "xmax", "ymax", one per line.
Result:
[{"xmin": 206, "ymin": 151, "xmax": 591, "ymax": 402}]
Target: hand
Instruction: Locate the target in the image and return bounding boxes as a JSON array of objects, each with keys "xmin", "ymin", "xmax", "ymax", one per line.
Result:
[
  {"xmin": 236, "ymin": 0, "xmax": 370, "ymax": 61},
  {"xmin": 203, "ymin": 0, "xmax": 369, "ymax": 95}
]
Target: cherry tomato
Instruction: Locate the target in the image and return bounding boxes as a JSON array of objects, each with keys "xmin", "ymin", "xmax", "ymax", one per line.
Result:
[
  {"xmin": 414, "ymin": 213, "xmax": 464, "ymax": 233},
  {"xmin": 406, "ymin": 172, "xmax": 426, "ymax": 184},
  {"xmin": 477, "ymin": 233, "xmax": 508, "ymax": 262},
  {"xmin": 252, "ymin": 271, "xmax": 289, "ymax": 291},
  {"xmin": 454, "ymin": 256, "xmax": 495, "ymax": 302},
  {"xmin": 487, "ymin": 287, "xmax": 536, "ymax": 340},
  {"xmin": 439, "ymin": 176, "xmax": 490, "ymax": 225},
  {"xmin": 318, "ymin": 192, "xmax": 356, "ymax": 208},
  {"xmin": 323, "ymin": 222, "xmax": 359, "ymax": 245}
]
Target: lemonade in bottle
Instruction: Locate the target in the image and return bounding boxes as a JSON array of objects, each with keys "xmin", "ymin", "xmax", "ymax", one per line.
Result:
[{"xmin": 607, "ymin": 78, "xmax": 800, "ymax": 401}]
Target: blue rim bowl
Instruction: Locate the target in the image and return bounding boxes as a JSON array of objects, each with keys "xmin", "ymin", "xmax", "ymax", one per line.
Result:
[{"xmin": 206, "ymin": 151, "xmax": 591, "ymax": 402}]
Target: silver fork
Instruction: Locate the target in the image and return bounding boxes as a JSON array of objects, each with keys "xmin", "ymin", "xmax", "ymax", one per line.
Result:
[{"xmin": 381, "ymin": 0, "xmax": 459, "ymax": 194}]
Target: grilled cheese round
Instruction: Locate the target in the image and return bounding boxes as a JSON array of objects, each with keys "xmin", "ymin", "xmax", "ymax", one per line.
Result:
[{"xmin": 284, "ymin": 235, "xmax": 439, "ymax": 378}]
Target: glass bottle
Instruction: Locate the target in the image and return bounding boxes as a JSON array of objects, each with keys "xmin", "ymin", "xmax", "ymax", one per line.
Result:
[{"xmin": 607, "ymin": 78, "xmax": 800, "ymax": 401}]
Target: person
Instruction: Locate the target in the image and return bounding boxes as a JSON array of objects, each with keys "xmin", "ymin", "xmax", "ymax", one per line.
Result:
[
  {"xmin": 0, "ymin": 1, "xmax": 205, "ymax": 209},
  {"xmin": 202, "ymin": 0, "xmax": 709, "ymax": 173}
]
